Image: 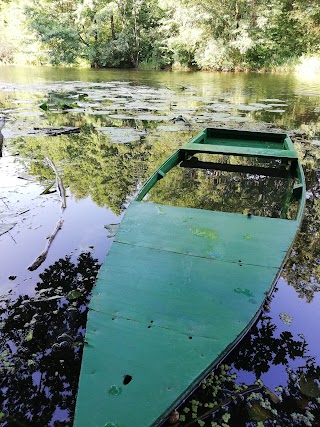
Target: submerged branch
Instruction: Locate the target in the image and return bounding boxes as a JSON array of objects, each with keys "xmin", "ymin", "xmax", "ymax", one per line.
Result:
[
  {"xmin": 40, "ymin": 181, "xmax": 55, "ymax": 195},
  {"xmin": 45, "ymin": 157, "xmax": 66, "ymax": 209},
  {"xmin": 28, "ymin": 219, "xmax": 63, "ymax": 271}
]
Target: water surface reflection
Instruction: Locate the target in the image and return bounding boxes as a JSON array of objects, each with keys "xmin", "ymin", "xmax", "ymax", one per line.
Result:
[
  {"xmin": 0, "ymin": 68, "xmax": 319, "ymax": 426},
  {"xmin": 0, "ymin": 253, "xmax": 99, "ymax": 427}
]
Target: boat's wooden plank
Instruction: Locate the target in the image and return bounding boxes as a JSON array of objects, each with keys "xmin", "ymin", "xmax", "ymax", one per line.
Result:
[
  {"xmin": 183, "ymin": 142, "xmax": 298, "ymax": 159},
  {"xmin": 205, "ymin": 128, "xmax": 288, "ymax": 143},
  {"xmin": 75, "ymin": 243, "xmax": 278, "ymax": 427},
  {"xmin": 90, "ymin": 242, "xmax": 278, "ymax": 338},
  {"xmin": 75, "ymin": 311, "xmax": 227, "ymax": 427},
  {"xmin": 115, "ymin": 202, "xmax": 298, "ymax": 268},
  {"xmin": 200, "ymin": 137, "xmax": 283, "ymax": 149}
]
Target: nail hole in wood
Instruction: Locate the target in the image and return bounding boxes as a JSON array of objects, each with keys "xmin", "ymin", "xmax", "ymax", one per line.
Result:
[{"xmin": 123, "ymin": 374, "xmax": 133, "ymax": 385}]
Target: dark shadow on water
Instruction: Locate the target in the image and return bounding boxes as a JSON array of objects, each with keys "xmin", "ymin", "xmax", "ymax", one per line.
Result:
[{"xmin": 0, "ymin": 252, "xmax": 100, "ymax": 427}]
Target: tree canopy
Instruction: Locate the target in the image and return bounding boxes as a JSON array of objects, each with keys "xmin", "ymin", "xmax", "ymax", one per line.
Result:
[{"xmin": 0, "ymin": 0, "xmax": 319, "ymax": 70}]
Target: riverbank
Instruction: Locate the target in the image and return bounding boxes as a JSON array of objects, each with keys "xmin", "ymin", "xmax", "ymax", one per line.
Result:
[{"xmin": 2, "ymin": 55, "xmax": 320, "ymax": 76}]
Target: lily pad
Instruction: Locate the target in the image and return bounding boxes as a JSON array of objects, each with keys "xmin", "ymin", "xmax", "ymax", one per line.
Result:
[
  {"xmin": 156, "ymin": 125, "xmax": 187, "ymax": 132},
  {"xmin": 97, "ymin": 127, "xmax": 145, "ymax": 143},
  {"xmin": 279, "ymin": 312, "xmax": 293, "ymax": 326},
  {"xmin": 132, "ymin": 114, "xmax": 169, "ymax": 121},
  {"xmin": 25, "ymin": 329, "xmax": 34, "ymax": 342},
  {"xmin": 310, "ymin": 140, "xmax": 320, "ymax": 146},
  {"xmin": 104, "ymin": 224, "xmax": 120, "ymax": 238},
  {"xmin": 67, "ymin": 290, "xmax": 82, "ymax": 301},
  {"xmin": 260, "ymin": 98, "xmax": 285, "ymax": 102}
]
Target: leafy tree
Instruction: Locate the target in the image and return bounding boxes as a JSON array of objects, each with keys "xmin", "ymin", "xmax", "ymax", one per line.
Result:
[
  {"xmin": 2, "ymin": 0, "xmax": 320, "ymax": 69},
  {"xmin": 25, "ymin": 0, "xmax": 85, "ymax": 65},
  {"xmin": 24, "ymin": 0, "xmax": 165, "ymax": 68}
]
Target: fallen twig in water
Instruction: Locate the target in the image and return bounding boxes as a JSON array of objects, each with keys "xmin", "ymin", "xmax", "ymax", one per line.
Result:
[
  {"xmin": 17, "ymin": 209, "xmax": 30, "ymax": 216},
  {"xmin": 40, "ymin": 181, "xmax": 55, "ymax": 195},
  {"xmin": 28, "ymin": 219, "xmax": 63, "ymax": 271},
  {"xmin": 45, "ymin": 157, "xmax": 66, "ymax": 209}
]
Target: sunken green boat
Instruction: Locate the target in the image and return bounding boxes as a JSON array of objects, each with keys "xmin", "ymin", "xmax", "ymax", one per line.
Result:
[{"xmin": 74, "ymin": 128, "xmax": 305, "ymax": 427}]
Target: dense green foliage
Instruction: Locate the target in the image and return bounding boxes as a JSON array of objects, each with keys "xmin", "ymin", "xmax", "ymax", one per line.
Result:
[{"xmin": 0, "ymin": 0, "xmax": 319, "ymax": 69}]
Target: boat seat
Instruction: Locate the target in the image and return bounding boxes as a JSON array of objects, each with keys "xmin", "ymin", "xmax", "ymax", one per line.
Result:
[{"xmin": 182, "ymin": 142, "xmax": 298, "ymax": 160}]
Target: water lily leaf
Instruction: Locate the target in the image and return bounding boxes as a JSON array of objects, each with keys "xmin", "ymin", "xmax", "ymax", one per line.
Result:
[
  {"xmin": 247, "ymin": 401, "xmax": 272, "ymax": 421},
  {"xmin": 299, "ymin": 374, "xmax": 320, "ymax": 398},
  {"xmin": 310, "ymin": 140, "xmax": 320, "ymax": 146},
  {"xmin": 97, "ymin": 127, "xmax": 145, "ymax": 143},
  {"xmin": 104, "ymin": 224, "xmax": 120, "ymax": 238},
  {"xmin": 156, "ymin": 125, "xmax": 186, "ymax": 132},
  {"xmin": 279, "ymin": 312, "xmax": 293, "ymax": 326},
  {"xmin": 26, "ymin": 329, "xmax": 34, "ymax": 342},
  {"xmin": 67, "ymin": 290, "xmax": 82, "ymax": 300}
]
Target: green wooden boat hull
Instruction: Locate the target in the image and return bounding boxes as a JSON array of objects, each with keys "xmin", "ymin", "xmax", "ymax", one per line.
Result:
[{"xmin": 74, "ymin": 129, "xmax": 305, "ymax": 427}]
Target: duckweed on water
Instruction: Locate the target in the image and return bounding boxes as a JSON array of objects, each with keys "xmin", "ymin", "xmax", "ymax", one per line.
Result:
[{"xmin": 164, "ymin": 342, "xmax": 320, "ymax": 426}]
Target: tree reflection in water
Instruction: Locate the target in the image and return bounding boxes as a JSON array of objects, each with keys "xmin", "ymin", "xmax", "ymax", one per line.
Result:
[
  {"xmin": 283, "ymin": 143, "xmax": 320, "ymax": 302},
  {"xmin": 232, "ymin": 314, "xmax": 308, "ymax": 377},
  {"xmin": 0, "ymin": 253, "xmax": 100, "ymax": 427},
  {"xmin": 162, "ymin": 311, "xmax": 320, "ymax": 427}
]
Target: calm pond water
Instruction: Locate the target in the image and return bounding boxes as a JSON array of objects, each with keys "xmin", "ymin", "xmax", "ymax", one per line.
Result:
[{"xmin": 0, "ymin": 66, "xmax": 319, "ymax": 426}]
